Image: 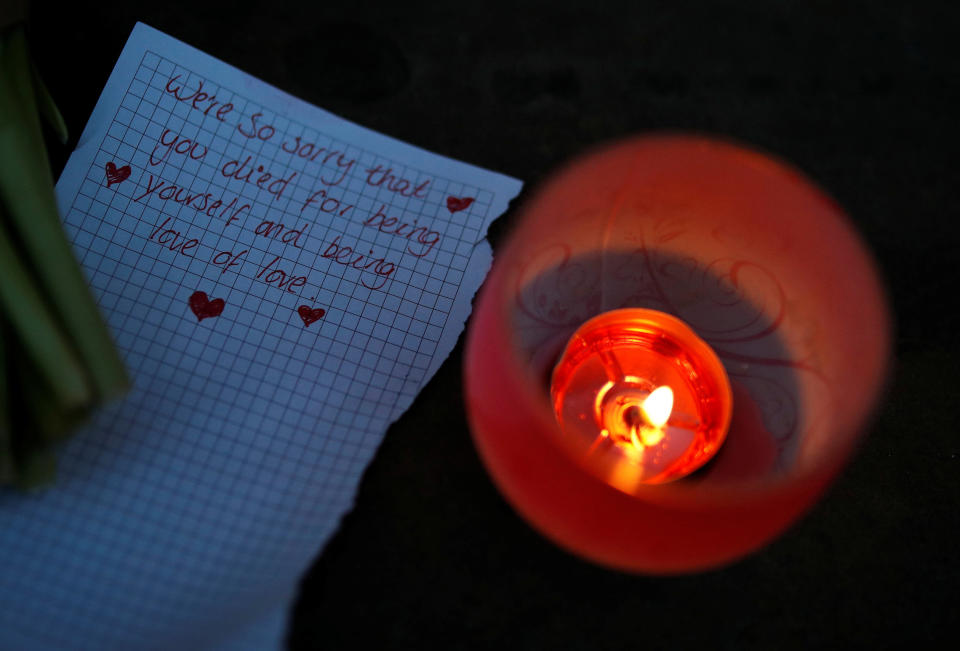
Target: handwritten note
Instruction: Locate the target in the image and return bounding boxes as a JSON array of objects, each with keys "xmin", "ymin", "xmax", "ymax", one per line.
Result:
[{"xmin": 0, "ymin": 23, "xmax": 521, "ymax": 650}]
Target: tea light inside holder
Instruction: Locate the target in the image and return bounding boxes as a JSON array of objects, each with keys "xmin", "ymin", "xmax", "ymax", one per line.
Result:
[{"xmin": 551, "ymin": 308, "xmax": 732, "ymax": 485}]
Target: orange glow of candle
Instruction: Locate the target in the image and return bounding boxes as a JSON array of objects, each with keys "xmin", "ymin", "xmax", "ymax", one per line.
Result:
[{"xmin": 551, "ymin": 308, "xmax": 732, "ymax": 485}]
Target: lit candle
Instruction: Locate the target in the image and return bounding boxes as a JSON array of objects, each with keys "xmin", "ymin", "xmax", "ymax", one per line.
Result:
[
  {"xmin": 464, "ymin": 135, "xmax": 890, "ymax": 573},
  {"xmin": 551, "ymin": 308, "xmax": 732, "ymax": 485}
]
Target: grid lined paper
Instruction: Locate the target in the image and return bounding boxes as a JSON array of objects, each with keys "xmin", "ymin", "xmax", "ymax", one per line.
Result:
[{"xmin": 0, "ymin": 23, "xmax": 521, "ymax": 650}]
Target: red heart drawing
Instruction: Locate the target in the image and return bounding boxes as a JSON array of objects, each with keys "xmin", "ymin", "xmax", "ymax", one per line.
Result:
[
  {"xmin": 446, "ymin": 196, "xmax": 475, "ymax": 214},
  {"xmin": 105, "ymin": 161, "xmax": 131, "ymax": 188},
  {"xmin": 297, "ymin": 305, "xmax": 326, "ymax": 326},
  {"xmin": 188, "ymin": 291, "xmax": 225, "ymax": 321}
]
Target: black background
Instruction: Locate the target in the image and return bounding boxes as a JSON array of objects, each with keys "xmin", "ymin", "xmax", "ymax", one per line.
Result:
[{"xmin": 24, "ymin": 1, "xmax": 958, "ymax": 648}]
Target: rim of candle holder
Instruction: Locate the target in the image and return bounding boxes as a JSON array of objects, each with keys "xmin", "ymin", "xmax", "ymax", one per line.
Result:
[{"xmin": 464, "ymin": 133, "xmax": 892, "ymax": 571}]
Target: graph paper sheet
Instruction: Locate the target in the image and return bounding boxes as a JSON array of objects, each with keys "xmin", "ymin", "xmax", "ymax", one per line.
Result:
[{"xmin": 0, "ymin": 23, "xmax": 521, "ymax": 650}]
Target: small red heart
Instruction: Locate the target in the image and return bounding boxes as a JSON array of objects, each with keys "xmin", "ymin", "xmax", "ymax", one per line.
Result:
[
  {"xmin": 105, "ymin": 161, "xmax": 131, "ymax": 188},
  {"xmin": 446, "ymin": 196, "xmax": 475, "ymax": 214},
  {"xmin": 188, "ymin": 291, "xmax": 225, "ymax": 321},
  {"xmin": 297, "ymin": 305, "xmax": 326, "ymax": 326}
]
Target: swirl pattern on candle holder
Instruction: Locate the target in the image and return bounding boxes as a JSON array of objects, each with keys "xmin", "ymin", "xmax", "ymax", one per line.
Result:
[{"xmin": 512, "ymin": 231, "xmax": 830, "ymax": 474}]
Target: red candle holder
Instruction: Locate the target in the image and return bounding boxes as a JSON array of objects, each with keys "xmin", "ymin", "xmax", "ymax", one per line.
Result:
[{"xmin": 464, "ymin": 134, "xmax": 891, "ymax": 573}]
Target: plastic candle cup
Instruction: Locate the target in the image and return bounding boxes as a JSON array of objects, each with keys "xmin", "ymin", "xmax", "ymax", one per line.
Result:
[
  {"xmin": 551, "ymin": 308, "xmax": 732, "ymax": 487},
  {"xmin": 464, "ymin": 134, "xmax": 891, "ymax": 573}
]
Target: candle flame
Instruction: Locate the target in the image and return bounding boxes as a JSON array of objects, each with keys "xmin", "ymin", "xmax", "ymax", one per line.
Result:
[
  {"xmin": 640, "ymin": 386, "xmax": 673, "ymax": 428},
  {"xmin": 625, "ymin": 386, "xmax": 673, "ymax": 450}
]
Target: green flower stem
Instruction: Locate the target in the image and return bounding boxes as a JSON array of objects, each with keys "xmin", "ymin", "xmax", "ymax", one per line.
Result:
[
  {"xmin": 0, "ymin": 25, "xmax": 128, "ymax": 402},
  {"xmin": 0, "ymin": 207, "xmax": 92, "ymax": 409}
]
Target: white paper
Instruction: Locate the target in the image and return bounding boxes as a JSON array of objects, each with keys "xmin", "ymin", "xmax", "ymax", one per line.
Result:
[{"xmin": 0, "ymin": 23, "xmax": 521, "ymax": 650}]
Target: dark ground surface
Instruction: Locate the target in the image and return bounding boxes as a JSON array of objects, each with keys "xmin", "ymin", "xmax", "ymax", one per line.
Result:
[{"xmin": 25, "ymin": 1, "xmax": 958, "ymax": 648}]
